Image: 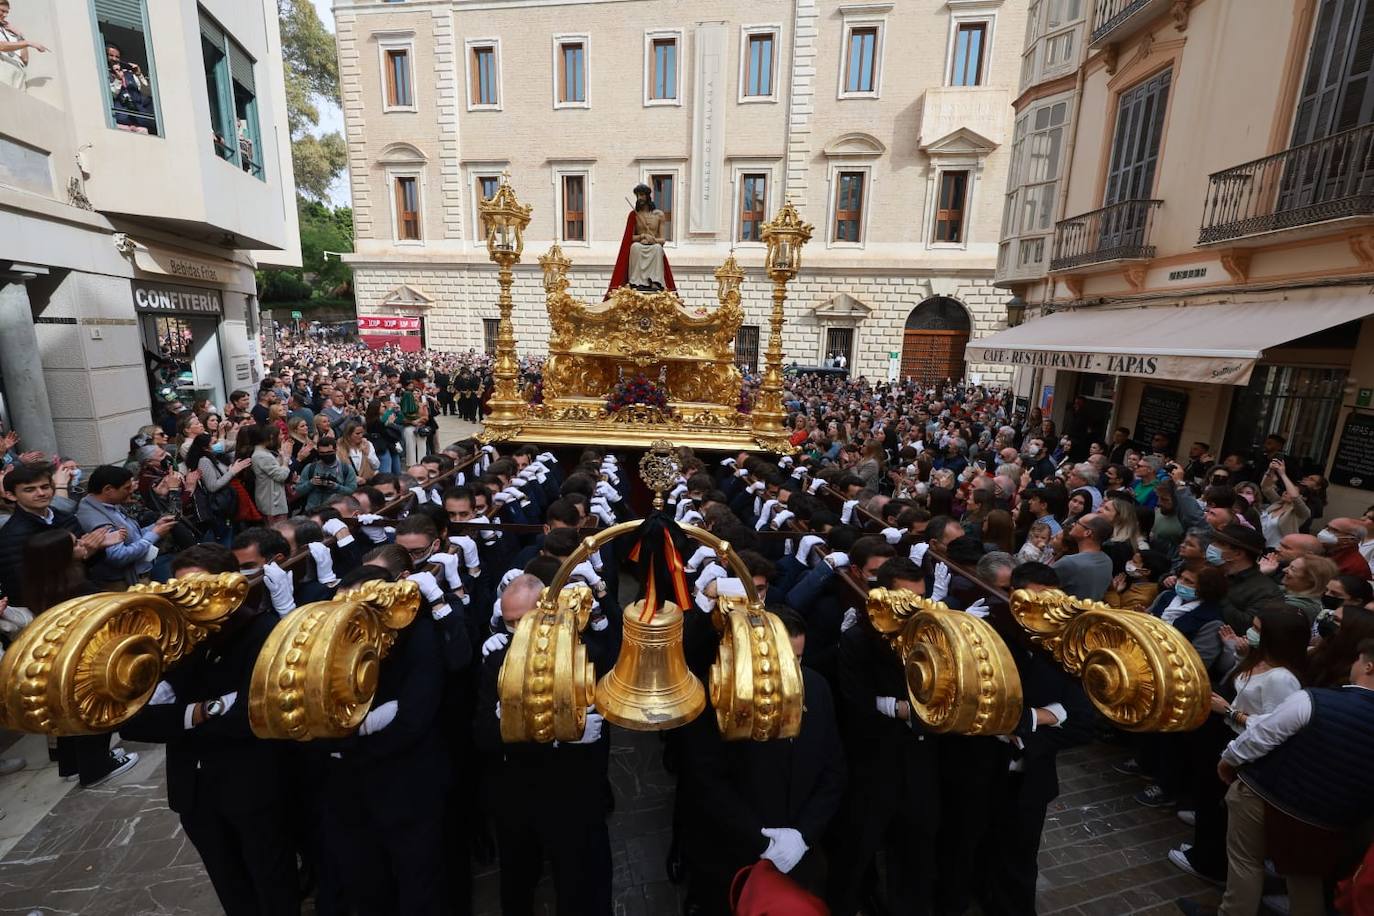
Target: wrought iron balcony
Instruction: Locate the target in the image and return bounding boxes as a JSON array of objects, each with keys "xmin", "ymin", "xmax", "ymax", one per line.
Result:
[
  {"xmin": 1050, "ymin": 199, "xmax": 1162, "ymax": 271},
  {"xmin": 1091, "ymin": 0, "xmax": 1172, "ymax": 47},
  {"xmin": 1198, "ymin": 123, "xmax": 1374, "ymax": 244}
]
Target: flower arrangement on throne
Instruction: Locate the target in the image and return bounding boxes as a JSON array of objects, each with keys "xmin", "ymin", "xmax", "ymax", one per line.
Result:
[{"xmin": 606, "ymin": 371, "xmax": 669, "ymax": 414}]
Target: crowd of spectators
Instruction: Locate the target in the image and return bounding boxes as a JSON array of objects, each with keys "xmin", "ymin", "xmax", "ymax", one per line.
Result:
[{"xmin": 0, "ymin": 354, "xmax": 1372, "ymax": 914}]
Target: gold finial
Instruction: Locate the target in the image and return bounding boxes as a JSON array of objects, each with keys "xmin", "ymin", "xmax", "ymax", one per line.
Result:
[{"xmin": 639, "ymin": 440, "xmax": 680, "ymax": 510}]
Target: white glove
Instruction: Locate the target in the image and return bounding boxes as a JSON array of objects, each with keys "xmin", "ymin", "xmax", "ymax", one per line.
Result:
[
  {"xmin": 357, "ymin": 513, "xmax": 384, "ymax": 525},
  {"xmin": 449, "ymin": 535, "xmax": 481, "ymax": 573},
  {"xmin": 807, "ymin": 478, "xmax": 825, "ymax": 495},
  {"xmin": 674, "ymin": 496, "xmax": 694, "ymax": 521},
  {"xmin": 875, "ymin": 696, "xmax": 900, "ymax": 719},
  {"xmin": 482, "ymin": 632, "xmax": 509, "ymax": 657},
  {"xmin": 734, "ymin": 466, "xmax": 749, "ymax": 478},
  {"xmin": 931, "ymin": 561, "xmax": 951, "ymax": 602},
  {"xmin": 480, "ymin": 445, "xmax": 498, "ymax": 457},
  {"xmin": 409, "ymin": 486, "xmax": 432, "ymax": 505},
  {"xmin": 569, "ymin": 561, "xmax": 605, "ymax": 596},
  {"xmin": 825, "ymin": 550, "xmax": 849, "ymax": 570},
  {"xmin": 777, "ymin": 456, "xmax": 794, "ymax": 469},
  {"xmin": 796, "ymin": 535, "xmax": 824, "ymax": 566},
  {"xmin": 841, "ymin": 500, "xmax": 859, "ymax": 524},
  {"xmin": 681, "ymin": 510, "xmax": 703, "ymax": 525},
  {"xmin": 602, "ymin": 469, "xmax": 619, "ymax": 486},
  {"xmin": 430, "ymin": 551, "xmax": 464, "ymax": 590},
  {"xmin": 496, "ymin": 567, "xmax": 522, "ymax": 595},
  {"xmin": 746, "ymin": 480, "xmax": 765, "ymax": 494},
  {"xmin": 588, "ymin": 548, "xmax": 604, "ymax": 572},
  {"xmin": 668, "ymin": 482, "xmax": 688, "ymax": 504},
  {"xmin": 588, "ymin": 496, "xmax": 615, "ymax": 526},
  {"xmin": 685, "ymin": 545, "xmax": 716, "ymax": 573},
  {"xmin": 754, "ymin": 499, "xmax": 780, "ymax": 531},
  {"xmin": 759, "ymin": 827, "xmax": 809, "ymax": 874},
  {"xmin": 0, "ymin": 604, "xmax": 34, "ymax": 629},
  {"xmin": 492, "ymin": 491, "xmax": 513, "ymax": 507},
  {"xmin": 515, "ymin": 468, "xmax": 535, "ymax": 483},
  {"xmin": 790, "ymin": 466, "xmax": 807, "ymax": 481},
  {"xmin": 471, "ymin": 516, "xmax": 500, "ymax": 542},
  {"xmin": 307, "ymin": 542, "xmax": 339, "ymax": 587},
  {"xmin": 263, "ymin": 562, "xmax": 297, "ymax": 615},
  {"xmin": 909, "ymin": 542, "xmax": 930, "ymax": 564},
  {"xmin": 568, "ymin": 710, "xmax": 604, "ymax": 745},
  {"xmin": 358, "ymin": 699, "xmax": 398, "ymax": 736},
  {"xmin": 720, "ymin": 457, "xmax": 737, "ymax": 468},
  {"xmin": 150, "ymin": 680, "xmax": 177, "ymax": 705},
  {"xmin": 841, "ymin": 607, "xmax": 859, "ymax": 632},
  {"xmin": 322, "ymin": 517, "xmax": 354, "ymax": 548},
  {"xmin": 538, "ymin": 451, "xmax": 555, "ymax": 464},
  {"xmin": 408, "ymin": 570, "xmax": 445, "ymax": 604},
  {"xmin": 594, "ymin": 481, "xmax": 621, "ymax": 503},
  {"xmin": 964, "ymin": 598, "xmax": 990, "ymax": 619},
  {"xmin": 771, "ymin": 510, "xmax": 795, "ymax": 529},
  {"xmin": 880, "ymin": 527, "xmax": 903, "ymax": 545}
]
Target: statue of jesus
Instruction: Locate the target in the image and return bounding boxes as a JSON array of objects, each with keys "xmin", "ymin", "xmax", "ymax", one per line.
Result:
[{"xmin": 605, "ymin": 184, "xmax": 676, "ymax": 299}]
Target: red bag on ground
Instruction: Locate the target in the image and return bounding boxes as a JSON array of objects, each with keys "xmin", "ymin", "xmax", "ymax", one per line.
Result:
[{"xmin": 729, "ymin": 860, "xmax": 829, "ymax": 915}]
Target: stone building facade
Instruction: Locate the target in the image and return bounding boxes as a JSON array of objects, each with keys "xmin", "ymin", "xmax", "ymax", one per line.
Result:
[{"xmin": 337, "ymin": 0, "xmax": 1025, "ymax": 384}]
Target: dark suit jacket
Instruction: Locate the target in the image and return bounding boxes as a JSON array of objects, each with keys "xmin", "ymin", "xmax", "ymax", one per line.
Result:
[
  {"xmin": 0, "ymin": 507, "xmax": 82, "ymax": 600},
  {"xmin": 680, "ymin": 667, "xmax": 846, "ymax": 864},
  {"xmin": 121, "ymin": 612, "xmax": 292, "ymax": 814}
]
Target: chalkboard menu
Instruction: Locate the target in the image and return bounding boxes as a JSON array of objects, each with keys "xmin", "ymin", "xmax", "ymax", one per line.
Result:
[
  {"xmin": 1133, "ymin": 385, "xmax": 1189, "ymax": 452},
  {"xmin": 1330, "ymin": 411, "xmax": 1374, "ymax": 491}
]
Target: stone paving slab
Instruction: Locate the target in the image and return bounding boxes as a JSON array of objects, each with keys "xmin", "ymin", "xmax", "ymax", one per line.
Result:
[{"xmin": 0, "ymin": 733, "xmax": 1226, "ymax": 915}]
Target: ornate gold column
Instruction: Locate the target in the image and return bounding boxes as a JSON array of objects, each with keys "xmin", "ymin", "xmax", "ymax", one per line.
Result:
[
  {"xmin": 754, "ymin": 203, "xmax": 812, "ymax": 451},
  {"xmin": 477, "ymin": 173, "xmax": 533, "ymax": 441}
]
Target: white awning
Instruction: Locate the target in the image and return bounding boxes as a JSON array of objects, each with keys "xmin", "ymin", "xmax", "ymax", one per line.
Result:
[{"xmin": 965, "ymin": 291, "xmax": 1374, "ymax": 385}]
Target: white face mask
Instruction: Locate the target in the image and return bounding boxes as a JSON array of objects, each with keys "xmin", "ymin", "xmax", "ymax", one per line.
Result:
[
  {"xmin": 1026, "ymin": 444, "xmax": 1041, "ymax": 457},
  {"xmin": 1317, "ymin": 528, "xmax": 1340, "ymax": 546}
]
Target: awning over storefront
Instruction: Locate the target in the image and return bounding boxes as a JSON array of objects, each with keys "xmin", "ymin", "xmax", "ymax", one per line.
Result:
[{"xmin": 965, "ymin": 292, "xmax": 1374, "ymax": 385}]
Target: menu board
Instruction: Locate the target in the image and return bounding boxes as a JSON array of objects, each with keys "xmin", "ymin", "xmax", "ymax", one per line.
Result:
[
  {"xmin": 1133, "ymin": 385, "xmax": 1189, "ymax": 451},
  {"xmin": 1330, "ymin": 411, "xmax": 1374, "ymax": 491}
]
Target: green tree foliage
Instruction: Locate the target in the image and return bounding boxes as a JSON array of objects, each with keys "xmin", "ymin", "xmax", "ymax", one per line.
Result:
[
  {"xmin": 279, "ymin": 0, "xmax": 346, "ymax": 201},
  {"xmin": 259, "ymin": 200, "xmax": 354, "ymax": 307}
]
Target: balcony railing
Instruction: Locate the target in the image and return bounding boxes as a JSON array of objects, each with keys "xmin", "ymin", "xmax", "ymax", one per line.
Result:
[
  {"xmin": 1050, "ymin": 198, "xmax": 1162, "ymax": 271},
  {"xmin": 1091, "ymin": 0, "xmax": 1154, "ymax": 45},
  {"xmin": 1198, "ymin": 122, "xmax": 1374, "ymax": 244}
]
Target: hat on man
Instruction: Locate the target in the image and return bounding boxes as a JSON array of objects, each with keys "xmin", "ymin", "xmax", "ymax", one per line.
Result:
[{"xmin": 1212, "ymin": 523, "xmax": 1266, "ymax": 557}]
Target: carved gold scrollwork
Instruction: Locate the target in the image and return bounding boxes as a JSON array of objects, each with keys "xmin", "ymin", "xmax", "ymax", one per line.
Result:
[
  {"xmin": 1055, "ymin": 609, "xmax": 1210, "ymax": 732},
  {"xmin": 248, "ymin": 580, "xmax": 420, "ymax": 741},
  {"xmin": 710, "ymin": 603, "xmax": 804, "ymax": 742},
  {"xmin": 0, "ymin": 573, "xmax": 249, "ymax": 736},
  {"xmin": 866, "ymin": 589, "xmax": 1024, "ymax": 736},
  {"xmin": 1006, "ymin": 587, "xmax": 1095, "ymax": 659},
  {"xmin": 497, "ymin": 584, "xmax": 597, "ymax": 743}
]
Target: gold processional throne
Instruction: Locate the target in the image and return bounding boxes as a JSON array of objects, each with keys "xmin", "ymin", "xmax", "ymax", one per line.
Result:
[{"xmin": 472, "ymin": 175, "xmax": 804, "ymax": 453}]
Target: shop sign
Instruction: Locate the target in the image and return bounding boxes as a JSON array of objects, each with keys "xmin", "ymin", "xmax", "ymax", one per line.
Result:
[
  {"xmin": 132, "ymin": 281, "xmax": 223, "ymax": 316},
  {"xmin": 965, "ymin": 345, "xmax": 1252, "ymax": 385},
  {"xmin": 1330, "ymin": 412, "xmax": 1374, "ymax": 491}
]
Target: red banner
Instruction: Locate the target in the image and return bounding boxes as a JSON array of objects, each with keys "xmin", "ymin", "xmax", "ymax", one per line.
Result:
[{"xmin": 358, "ymin": 315, "xmax": 422, "ymax": 331}]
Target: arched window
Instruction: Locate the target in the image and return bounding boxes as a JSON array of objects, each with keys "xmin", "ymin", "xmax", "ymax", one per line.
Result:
[{"xmin": 900, "ymin": 297, "xmax": 971, "ymax": 384}]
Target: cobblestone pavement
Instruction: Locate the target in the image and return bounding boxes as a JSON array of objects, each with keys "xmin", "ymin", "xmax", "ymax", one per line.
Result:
[{"xmin": 0, "ymin": 729, "xmax": 1221, "ymax": 915}]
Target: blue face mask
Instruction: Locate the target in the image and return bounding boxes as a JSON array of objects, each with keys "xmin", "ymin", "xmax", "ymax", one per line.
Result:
[
  {"xmin": 1174, "ymin": 583, "xmax": 1197, "ymax": 601},
  {"xmin": 211, "ymin": 441, "xmax": 227, "ymax": 454},
  {"xmin": 1205, "ymin": 544, "xmax": 1226, "ymax": 566},
  {"xmin": 1245, "ymin": 627, "xmax": 1262, "ymax": 649}
]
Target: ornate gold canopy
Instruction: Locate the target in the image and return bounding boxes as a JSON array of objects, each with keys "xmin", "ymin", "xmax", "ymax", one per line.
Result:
[{"xmin": 473, "ymin": 179, "xmax": 800, "ymax": 453}]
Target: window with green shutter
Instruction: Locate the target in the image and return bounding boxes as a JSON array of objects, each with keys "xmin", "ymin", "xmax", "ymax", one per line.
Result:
[
  {"xmin": 199, "ymin": 8, "xmax": 265, "ymax": 180},
  {"xmin": 90, "ymin": 0, "xmax": 161, "ymax": 135}
]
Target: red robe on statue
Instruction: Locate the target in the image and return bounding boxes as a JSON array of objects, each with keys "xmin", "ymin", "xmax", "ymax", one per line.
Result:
[{"xmin": 605, "ymin": 210, "xmax": 676, "ymax": 300}]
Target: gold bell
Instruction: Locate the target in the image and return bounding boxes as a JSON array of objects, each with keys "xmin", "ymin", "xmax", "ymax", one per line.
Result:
[{"xmin": 596, "ymin": 600, "xmax": 705, "ymax": 731}]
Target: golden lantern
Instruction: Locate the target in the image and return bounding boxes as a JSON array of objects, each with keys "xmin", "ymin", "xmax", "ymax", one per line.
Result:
[
  {"xmin": 752, "ymin": 202, "xmax": 813, "ymax": 449},
  {"xmin": 476, "ymin": 172, "xmax": 534, "ymax": 438},
  {"xmin": 714, "ymin": 252, "xmax": 745, "ymax": 303},
  {"xmin": 539, "ymin": 242, "xmax": 573, "ymax": 292}
]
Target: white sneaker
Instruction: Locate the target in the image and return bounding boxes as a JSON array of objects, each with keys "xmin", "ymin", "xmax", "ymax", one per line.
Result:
[
  {"xmin": 1177, "ymin": 808, "xmax": 1196, "ymax": 826},
  {"xmin": 0, "ymin": 757, "xmax": 25, "ymax": 777},
  {"xmin": 81, "ymin": 750, "xmax": 139, "ymax": 788}
]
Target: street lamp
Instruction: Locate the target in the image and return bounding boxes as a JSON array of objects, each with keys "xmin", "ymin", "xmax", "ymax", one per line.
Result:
[
  {"xmin": 478, "ymin": 172, "xmax": 533, "ymax": 436},
  {"xmin": 754, "ymin": 202, "xmax": 812, "ymax": 449},
  {"xmin": 714, "ymin": 252, "xmax": 744, "ymax": 304},
  {"xmin": 1006, "ymin": 295, "xmax": 1027, "ymax": 328}
]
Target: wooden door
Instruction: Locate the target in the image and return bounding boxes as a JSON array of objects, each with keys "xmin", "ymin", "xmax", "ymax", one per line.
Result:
[{"xmin": 900, "ymin": 329, "xmax": 968, "ymax": 384}]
